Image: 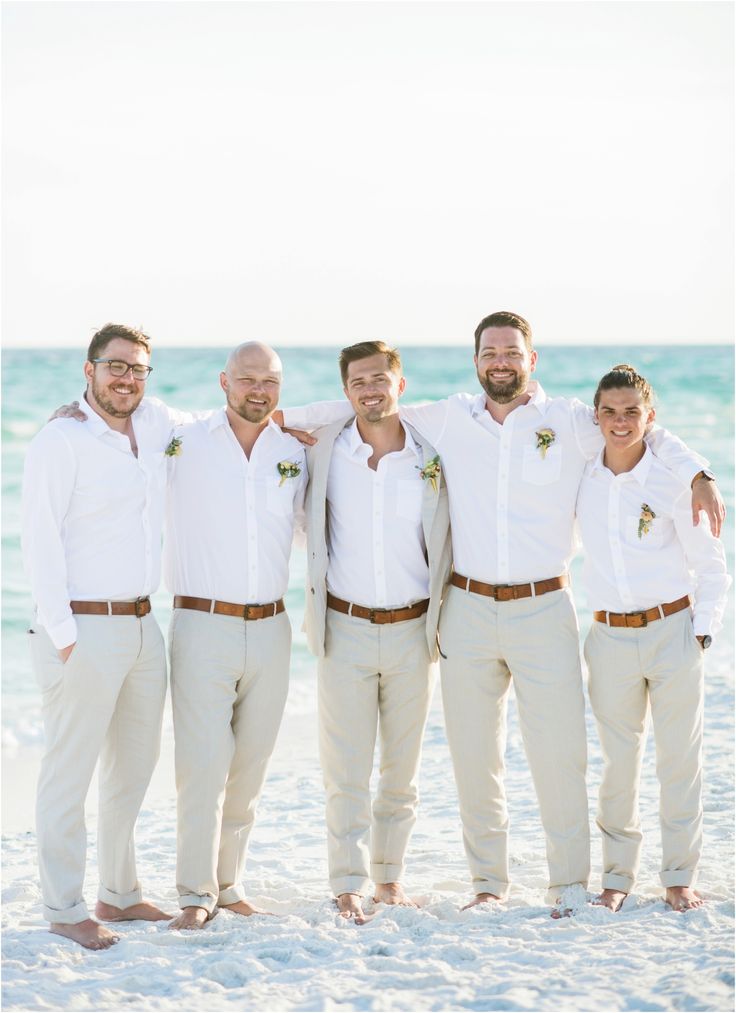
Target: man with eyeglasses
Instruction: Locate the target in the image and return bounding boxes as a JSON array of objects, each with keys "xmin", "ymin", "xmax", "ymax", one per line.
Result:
[{"xmin": 22, "ymin": 323, "xmax": 174, "ymax": 950}]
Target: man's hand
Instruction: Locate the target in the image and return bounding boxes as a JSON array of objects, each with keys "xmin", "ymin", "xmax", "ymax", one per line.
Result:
[
  {"xmin": 49, "ymin": 401, "xmax": 86, "ymax": 422},
  {"xmin": 691, "ymin": 476, "xmax": 725, "ymax": 537},
  {"xmin": 58, "ymin": 643, "xmax": 76, "ymax": 663},
  {"xmin": 271, "ymin": 408, "xmax": 317, "ymax": 446}
]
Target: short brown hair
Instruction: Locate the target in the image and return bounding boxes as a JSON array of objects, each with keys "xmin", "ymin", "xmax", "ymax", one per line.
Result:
[
  {"xmin": 339, "ymin": 341, "xmax": 402, "ymax": 385},
  {"xmin": 594, "ymin": 364, "xmax": 655, "ymax": 409},
  {"xmin": 87, "ymin": 323, "xmax": 151, "ymax": 362},
  {"xmin": 474, "ymin": 311, "xmax": 533, "ymax": 355}
]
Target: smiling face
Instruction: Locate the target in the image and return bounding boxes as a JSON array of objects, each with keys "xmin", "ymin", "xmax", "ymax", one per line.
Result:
[
  {"xmin": 220, "ymin": 343, "xmax": 282, "ymax": 423},
  {"xmin": 84, "ymin": 337, "xmax": 149, "ymax": 418},
  {"xmin": 474, "ymin": 325, "xmax": 537, "ymax": 404},
  {"xmin": 595, "ymin": 387, "xmax": 655, "ymax": 454},
  {"xmin": 343, "ymin": 352, "xmax": 406, "ymax": 423}
]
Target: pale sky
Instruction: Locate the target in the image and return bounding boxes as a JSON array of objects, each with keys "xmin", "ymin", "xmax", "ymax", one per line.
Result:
[{"xmin": 2, "ymin": 1, "xmax": 733, "ymax": 347}]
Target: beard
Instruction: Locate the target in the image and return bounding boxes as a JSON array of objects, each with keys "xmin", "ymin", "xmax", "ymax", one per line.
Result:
[
  {"xmin": 90, "ymin": 377, "xmax": 143, "ymax": 418},
  {"xmin": 477, "ymin": 368, "xmax": 529, "ymax": 404},
  {"xmin": 226, "ymin": 390, "xmax": 274, "ymax": 424}
]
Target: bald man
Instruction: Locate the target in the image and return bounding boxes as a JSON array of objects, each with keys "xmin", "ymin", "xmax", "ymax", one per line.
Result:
[{"xmin": 165, "ymin": 343, "xmax": 307, "ymax": 929}]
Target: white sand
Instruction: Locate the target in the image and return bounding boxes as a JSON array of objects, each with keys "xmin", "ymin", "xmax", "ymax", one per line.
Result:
[{"xmin": 2, "ymin": 632, "xmax": 734, "ymax": 1012}]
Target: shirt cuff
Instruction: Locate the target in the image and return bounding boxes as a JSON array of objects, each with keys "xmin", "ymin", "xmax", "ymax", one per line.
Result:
[{"xmin": 47, "ymin": 616, "xmax": 78, "ymax": 651}]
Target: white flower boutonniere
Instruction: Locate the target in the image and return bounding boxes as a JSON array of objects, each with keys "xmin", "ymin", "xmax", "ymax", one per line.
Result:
[
  {"xmin": 638, "ymin": 503, "xmax": 656, "ymax": 539},
  {"xmin": 417, "ymin": 455, "xmax": 441, "ymax": 493},
  {"xmin": 277, "ymin": 460, "xmax": 301, "ymax": 486},
  {"xmin": 535, "ymin": 429, "xmax": 555, "ymax": 459},
  {"xmin": 165, "ymin": 436, "xmax": 183, "ymax": 457}
]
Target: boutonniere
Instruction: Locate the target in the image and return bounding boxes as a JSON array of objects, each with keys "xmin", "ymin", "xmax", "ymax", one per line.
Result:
[
  {"xmin": 417, "ymin": 455, "xmax": 441, "ymax": 493},
  {"xmin": 277, "ymin": 460, "xmax": 301, "ymax": 486},
  {"xmin": 638, "ymin": 503, "xmax": 656, "ymax": 539},
  {"xmin": 535, "ymin": 429, "xmax": 555, "ymax": 459},
  {"xmin": 165, "ymin": 436, "xmax": 183, "ymax": 457}
]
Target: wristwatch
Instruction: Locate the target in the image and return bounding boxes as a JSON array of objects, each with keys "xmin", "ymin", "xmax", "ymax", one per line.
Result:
[
  {"xmin": 692, "ymin": 469, "xmax": 716, "ymax": 483},
  {"xmin": 697, "ymin": 635, "xmax": 713, "ymax": 649}
]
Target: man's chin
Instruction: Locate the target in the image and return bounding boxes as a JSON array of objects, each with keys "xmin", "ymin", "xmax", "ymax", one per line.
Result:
[{"xmin": 479, "ymin": 381, "xmax": 525, "ymax": 404}]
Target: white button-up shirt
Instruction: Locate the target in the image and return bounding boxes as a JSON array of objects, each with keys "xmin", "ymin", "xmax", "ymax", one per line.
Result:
[
  {"xmin": 576, "ymin": 447, "xmax": 730, "ymax": 635},
  {"xmin": 284, "ymin": 382, "xmax": 706, "ymax": 584},
  {"xmin": 22, "ymin": 396, "xmax": 174, "ymax": 649},
  {"xmin": 325, "ymin": 419, "xmax": 429, "ymax": 608},
  {"xmin": 163, "ymin": 410, "xmax": 306, "ymax": 604}
]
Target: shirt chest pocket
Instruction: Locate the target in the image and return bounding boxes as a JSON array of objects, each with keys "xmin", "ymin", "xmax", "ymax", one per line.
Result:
[
  {"xmin": 396, "ymin": 478, "xmax": 425, "ymax": 522},
  {"xmin": 624, "ymin": 513, "xmax": 666, "ymax": 548},
  {"xmin": 521, "ymin": 443, "xmax": 562, "ymax": 485},
  {"xmin": 266, "ymin": 476, "xmax": 296, "ymax": 516}
]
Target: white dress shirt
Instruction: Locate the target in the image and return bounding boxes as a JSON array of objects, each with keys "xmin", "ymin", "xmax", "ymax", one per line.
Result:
[
  {"xmin": 163, "ymin": 410, "xmax": 306, "ymax": 604},
  {"xmin": 325, "ymin": 419, "xmax": 429, "ymax": 608},
  {"xmin": 576, "ymin": 447, "xmax": 730, "ymax": 636},
  {"xmin": 22, "ymin": 396, "xmax": 175, "ymax": 649},
  {"xmin": 284, "ymin": 383, "xmax": 706, "ymax": 584}
]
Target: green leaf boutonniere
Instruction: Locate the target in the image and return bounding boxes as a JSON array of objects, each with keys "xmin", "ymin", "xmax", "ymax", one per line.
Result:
[
  {"xmin": 165, "ymin": 436, "xmax": 183, "ymax": 457},
  {"xmin": 277, "ymin": 460, "xmax": 301, "ymax": 486},
  {"xmin": 638, "ymin": 503, "xmax": 656, "ymax": 539},
  {"xmin": 417, "ymin": 455, "xmax": 441, "ymax": 493},
  {"xmin": 535, "ymin": 429, "xmax": 555, "ymax": 459}
]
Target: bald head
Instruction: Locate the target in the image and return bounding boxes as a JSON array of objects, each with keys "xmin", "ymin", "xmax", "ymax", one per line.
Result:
[{"xmin": 220, "ymin": 341, "xmax": 283, "ymax": 425}]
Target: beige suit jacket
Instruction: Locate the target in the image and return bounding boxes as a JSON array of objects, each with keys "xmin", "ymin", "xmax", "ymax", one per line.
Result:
[{"xmin": 303, "ymin": 416, "xmax": 452, "ymax": 661}]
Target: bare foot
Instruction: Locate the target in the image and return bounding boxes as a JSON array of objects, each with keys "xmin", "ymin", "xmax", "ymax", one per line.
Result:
[
  {"xmin": 373, "ymin": 882, "xmax": 418, "ymax": 908},
  {"xmin": 593, "ymin": 889, "xmax": 627, "ymax": 912},
  {"xmin": 665, "ymin": 886, "xmax": 704, "ymax": 911},
  {"xmin": 550, "ymin": 883, "xmax": 589, "ymax": 919},
  {"xmin": 461, "ymin": 892, "xmax": 502, "ymax": 911},
  {"xmin": 168, "ymin": 906, "xmax": 211, "ymax": 931},
  {"xmin": 220, "ymin": 900, "xmax": 272, "ymax": 917},
  {"xmin": 96, "ymin": 900, "xmax": 172, "ymax": 922},
  {"xmin": 336, "ymin": 892, "xmax": 372, "ymax": 925},
  {"xmin": 50, "ymin": 918, "xmax": 119, "ymax": 950}
]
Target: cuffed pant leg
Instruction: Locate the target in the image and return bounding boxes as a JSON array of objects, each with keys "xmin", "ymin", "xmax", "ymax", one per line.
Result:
[
  {"xmin": 371, "ymin": 617, "xmax": 433, "ymax": 885},
  {"xmin": 171, "ymin": 610, "xmax": 241, "ymax": 913},
  {"xmin": 645, "ymin": 612, "xmax": 705, "ymax": 889},
  {"xmin": 319, "ymin": 612, "xmax": 380, "ymax": 898},
  {"xmin": 503, "ymin": 589, "xmax": 590, "ymax": 899},
  {"xmin": 97, "ymin": 613, "xmax": 167, "ymax": 908},
  {"xmin": 216, "ymin": 610, "xmax": 291, "ymax": 906},
  {"xmin": 439, "ymin": 586, "xmax": 510, "ymax": 899},
  {"xmin": 585, "ymin": 622, "xmax": 647, "ymax": 893},
  {"xmin": 29, "ymin": 619, "xmax": 130, "ymax": 924}
]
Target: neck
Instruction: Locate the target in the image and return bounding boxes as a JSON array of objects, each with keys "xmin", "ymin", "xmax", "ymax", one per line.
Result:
[
  {"xmin": 484, "ymin": 388, "xmax": 532, "ymax": 423},
  {"xmin": 226, "ymin": 404, "xmax": 270, "ymax": 456},
  {"xmin": 355, "ymin": 412, "xmax": 405, "ymax": 470},
  {"xmin": 84, "ymin": 389, "xmax": 134, "ymax": 434},
  {"xmin": 603, "ymin": 441, "xmax": 646, "ymax": 475}
]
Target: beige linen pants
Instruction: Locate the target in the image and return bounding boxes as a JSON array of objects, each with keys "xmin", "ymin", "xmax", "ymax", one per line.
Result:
[
  {"xmin": 170, "ymin": 608, "xmax": 291, "ymax": 912},
  {"xmin": 29, "ymin": 613, "xmax": 166, "ymax": 924},
  {"xmin": 319, "ymin": 610, "xmax": 434, "ymax": 897},
  {"xmin": 584, "ymin": 608, "xmax": 705, "ymax": 892},
  {"xmin": 438, "ymin": 584, "xmax": 590, "ymax": 900}
]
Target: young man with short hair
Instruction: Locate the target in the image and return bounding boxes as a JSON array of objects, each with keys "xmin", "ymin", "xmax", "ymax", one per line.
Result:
[{"xmin": 576, "ymin": 365, "xmax": 729, "ymax": 912}]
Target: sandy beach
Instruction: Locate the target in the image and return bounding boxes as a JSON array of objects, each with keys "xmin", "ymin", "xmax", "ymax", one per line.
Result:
[{"xmin": 3, "ymin": 601, "xmax": 733, "ymax": 1012}]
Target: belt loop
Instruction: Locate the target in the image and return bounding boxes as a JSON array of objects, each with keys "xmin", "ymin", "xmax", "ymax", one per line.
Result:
[
  {"xmin": 209, "ymin": 599, "xmax": 216, "ymax": 615},
  {"xmin": 271, "ymin": 602, "xmax": 277, "ymax": 618},
  {"xmin": 464, "ymin": 577, "xmax": 470, "ymax": 593},
  {"xmin": 107, "ymin": 601, "xmax": 112, "ymax": 616},
  {"xmin": 348, "ymin": 602, "xmax": 354, "ymax": 616},
  {"xmin": 605, "ymin": 611, "xmax": 611, "ymax": 626},
  {"xmin": 657, "ymin": 604, "xmax": 665, "ymax": 620},
  {"xmin": 530, "ymin": 581, "xmax": 537, "ymax": 598}
]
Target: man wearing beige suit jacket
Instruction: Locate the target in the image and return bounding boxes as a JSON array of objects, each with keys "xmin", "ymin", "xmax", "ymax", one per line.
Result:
[{"xmin": 302, "ymin": 341, "xmax": 451, "ymax": 923}]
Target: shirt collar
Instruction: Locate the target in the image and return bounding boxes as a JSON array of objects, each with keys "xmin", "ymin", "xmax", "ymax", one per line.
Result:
[
  {"xmin": 345, "ymin": 416, "xmax": 421, "ymax": 460},
  {"xmin": 591, "ymin": 443, "xmax": 654, "ymax": 483},
  {"xmin": 470, "ymin": 379, "xmax": 548, "ymax": 418},
  {"xmin": 79, "ymin": 393, "xmax": 129, "ymax": 438}
]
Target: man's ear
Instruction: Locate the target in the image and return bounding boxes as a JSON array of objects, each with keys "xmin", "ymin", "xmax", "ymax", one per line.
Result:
[
  {"xmin": 219, "ymin": 371, "xmax": 228, "ymax": 395},
  {"xmin": 645, "ymin": 406, "xmax": 656, "ymax": 430},
  {"xmin": 398, "ymin": 376, "xmax": 407, "ymax": 396},
  {"xmin": 83, "ymin": 360, "xmax": 94, "ymax": 385},
  {"xmin": 529, "ymin": 349, "xmax": 539, "ymax": 373}
]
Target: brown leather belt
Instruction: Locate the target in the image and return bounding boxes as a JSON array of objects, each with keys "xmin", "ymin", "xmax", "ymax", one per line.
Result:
[
  {"xmin": 594, "ymin": 595, "xmax": 691, "ymax": 628},
  {"xmin": 173, "ymin": 595, "xmax": 285, "ymax": 620},
  {"xmin": 327, "ymin": 593, "xmax": 429, "ymax": 624},
  {"xmin": 450, "ymin": 572, "xmax": 568, "ymax": 601},
  {"xmin": 70, "ymin": 597, "xmax": 151, "ymax": 617}
]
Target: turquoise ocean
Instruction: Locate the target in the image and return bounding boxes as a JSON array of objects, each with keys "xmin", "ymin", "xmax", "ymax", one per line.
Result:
[{"xmin": 2, "ymin": 345, "xmax": 733, "ymax": 753}]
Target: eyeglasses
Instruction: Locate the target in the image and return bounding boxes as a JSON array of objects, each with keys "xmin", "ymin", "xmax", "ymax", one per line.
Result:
[{"xmin": 91, "ymin": 358, "xmax": 153, "ymax": 380}]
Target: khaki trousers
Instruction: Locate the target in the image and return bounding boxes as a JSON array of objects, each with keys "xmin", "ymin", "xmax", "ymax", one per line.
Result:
[
  {"xmin": 170, "ymin": 608, "xmax": 290, "ymax": 912},
  {"xmin": 438, "ymin": 584, "xmax": 590, "ymax": 900},
  {"xmin": 319, "ymin": 610, "xmax": 434, "ymax": 897},
  {"xmin": 584, "ymin": 609, "xmax": 705, "ymax": 892},
  {"xmin": 29, "ymin": 614, "xmax": 166, "ymax": 924}
]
